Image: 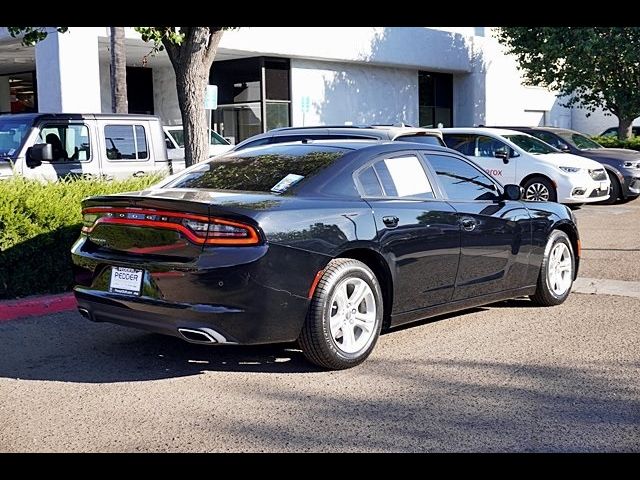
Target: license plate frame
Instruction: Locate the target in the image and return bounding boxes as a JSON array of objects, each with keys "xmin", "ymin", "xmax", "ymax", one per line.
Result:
[{"xmin": 109, "ymin": 267, "xmax": 144, "ymax": 296}]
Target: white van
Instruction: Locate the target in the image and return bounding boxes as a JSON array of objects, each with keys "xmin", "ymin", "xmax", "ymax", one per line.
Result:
[
  {"xmin": 441, "ymin": 128, "xmax": 610, "ymax": 204},
  {"xmin": 0, "ymin": 113, "xmax": 173, "ymax": 182}
]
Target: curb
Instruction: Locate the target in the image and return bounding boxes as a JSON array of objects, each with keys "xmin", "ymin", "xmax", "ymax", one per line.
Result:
[{"xmin": 0, "ymin": 292, "xmax": 77, "ymax": 323}]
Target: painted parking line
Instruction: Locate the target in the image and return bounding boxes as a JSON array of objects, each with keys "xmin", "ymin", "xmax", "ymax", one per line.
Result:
[
  {"xmin": 0, "ymin": 293, "xmax": 77, "ymax": 322},
  {"xmin": 573, "ymin": 277, "xmax": 640, "ymax": 300}
]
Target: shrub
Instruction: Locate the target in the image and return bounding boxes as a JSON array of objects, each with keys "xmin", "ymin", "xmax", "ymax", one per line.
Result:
[
  {"xmin": 0, "ymin": 175, "xmax": 162, "ymax": 299},
  {"xmin": 591, "ymin": 136, "xmax": 640, "ymax": 151}
]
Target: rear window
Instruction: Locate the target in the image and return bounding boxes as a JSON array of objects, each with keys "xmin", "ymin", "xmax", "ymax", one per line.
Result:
[
  {"xmin": 394, "ymin": 134, "xmax": 444, "ymax": 146},
  {"xmin": 164, "ymin": 146, "xmax": 345, "ymax": 193}
]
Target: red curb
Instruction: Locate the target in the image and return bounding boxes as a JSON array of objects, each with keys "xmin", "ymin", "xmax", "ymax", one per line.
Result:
[{"xmin": 0, "ymin": 292, "xmax": 77, "ymax": 322}]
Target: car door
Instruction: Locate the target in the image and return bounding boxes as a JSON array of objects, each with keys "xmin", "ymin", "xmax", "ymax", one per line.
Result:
[
  {"xmin": 422, "ymin": 152, "xmax": 532, "ymax": 300},
  {"xmin": 471, "ymin": 135, "xmax": 518, "ymax": 185},
  {"xmin": 23, "ymin": 121, "xmax": 100, "ymax": 181},
  {"xmin": 355, "ymin": 151, "xmax": 460, "ymax": 313},
  {"xmin": 98, "ymin": 120, "xmax": 154, "ymax": 180}
]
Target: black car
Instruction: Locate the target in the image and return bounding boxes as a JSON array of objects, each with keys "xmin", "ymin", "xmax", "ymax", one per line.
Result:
[
  {"xmin": 492, "ymin": 126, "xmax": 640, "ymax": 204},
  {"xmin": 72, "ymin": 141, "xmax": 580, "ymax": 369}
]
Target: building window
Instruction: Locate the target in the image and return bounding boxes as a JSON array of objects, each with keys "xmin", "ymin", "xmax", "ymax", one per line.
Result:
[
  {"xmin": 418, "ymin": 71, "xmax": 453, "ymax": 128},
  {"xmin": 210, "ymin": 57, "xmax": 291, "ymax": 144},
  {"xmin": 0, "ymin": 71, "xmax": 37, "ymax": 114}
]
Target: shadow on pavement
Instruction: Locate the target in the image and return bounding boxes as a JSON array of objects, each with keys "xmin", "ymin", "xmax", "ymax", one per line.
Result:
[{"xmin": 0, "ymin": 312, "xmax": 324, "ymax": 382}]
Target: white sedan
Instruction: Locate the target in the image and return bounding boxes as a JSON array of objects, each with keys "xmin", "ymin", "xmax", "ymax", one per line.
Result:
[{"xmin": 440, "ymin": 128, "xmax": 610, "ymax": 204}]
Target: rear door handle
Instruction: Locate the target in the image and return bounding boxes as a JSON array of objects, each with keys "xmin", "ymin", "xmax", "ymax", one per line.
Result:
[
  {"xmin": 461, "ymin": 217, "xmax": 478, "ymax": 231},
  {"xmin": 382, "ymin": 216, "xmax": 399, "ymax": 228}
]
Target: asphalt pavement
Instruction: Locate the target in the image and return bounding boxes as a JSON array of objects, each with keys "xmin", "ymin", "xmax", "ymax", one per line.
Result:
[{"xmin": 0, "ymin": 201, "xmax": 638, "ymax": 452}]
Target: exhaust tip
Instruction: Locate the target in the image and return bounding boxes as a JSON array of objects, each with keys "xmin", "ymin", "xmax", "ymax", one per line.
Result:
[{"xmin": 178, "ymin": 328, "xmax": 217, "ymax": 344}]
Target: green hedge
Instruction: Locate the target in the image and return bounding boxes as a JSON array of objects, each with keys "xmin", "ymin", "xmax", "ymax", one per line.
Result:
[
  {"xmin": 591, "ymin": 136, "xmax": 640, "ymax": 151},
  {"xmin": 0, "ymin": 175, "xmax": 162, "ymax": 299}
]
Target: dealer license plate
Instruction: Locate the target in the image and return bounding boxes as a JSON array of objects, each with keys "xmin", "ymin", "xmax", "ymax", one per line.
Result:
[{"xmin": 109, "ymin": 267, "xmax": 144, "ymax": 296}]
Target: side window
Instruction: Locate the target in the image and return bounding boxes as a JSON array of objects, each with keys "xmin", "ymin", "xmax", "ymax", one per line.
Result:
[
  {"xmin": 426, "ymin": 154, "xmax": 499, "ymax": 201},
  {"xmin": 532, "ymin": 131, "xmax": 564, "ymax": 149},
  {"xmin": 104, "ymin": 125, "xmax": 149, "ymax": 160},
  {"xmin": 358, "ymin": 155, "xmax": 434, "ymax": 199},
  {"xmin": 39, "ymin": 124, "xmax": 91, "ymax": 162},
  {"xmin": 358, "ymin": 166, "xmax": 384, "ymax": 196},
  {"xmin": 475, "ymin": 135, "xmax": 509, "ymax": 157},
  {"xmin": 443, "ymin": 134, "xmax": 476, "ymax": 156}
]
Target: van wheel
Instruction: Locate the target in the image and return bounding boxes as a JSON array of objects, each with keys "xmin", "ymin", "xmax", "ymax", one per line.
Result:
[
  {"xmin": 298, "ymin": 259, "xmax": 383, "ymax": 370},
  {"xmin": 530, "ymin": 230, "xmax": 575, "ymax": 306},
  {"xmin": 523, "ymin": 177, "xmax": 557, "ymax": 202}
]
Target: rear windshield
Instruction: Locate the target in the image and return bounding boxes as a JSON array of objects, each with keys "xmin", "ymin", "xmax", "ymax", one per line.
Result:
[
  {"xmin": 164, "ymin": 146, "xmax": 345, "ymax": 193},
  {"xmin": 394, "ymin": 134, "xmax": 444, "ymax": 146}
]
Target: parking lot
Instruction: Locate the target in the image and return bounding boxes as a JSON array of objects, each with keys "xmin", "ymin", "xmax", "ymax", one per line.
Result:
[{"xmin": 0, "ymin": 201, "xmax": 638, "ymax": 452}]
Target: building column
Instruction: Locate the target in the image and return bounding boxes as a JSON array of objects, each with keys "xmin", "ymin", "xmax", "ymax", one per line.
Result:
[
  {"xmin": 0, "ymin": 76, "xmax": 10, "ymax": 112},
  {"xmin": 35, "ymin": 28, "xmax": 101, "ymax": 112}
]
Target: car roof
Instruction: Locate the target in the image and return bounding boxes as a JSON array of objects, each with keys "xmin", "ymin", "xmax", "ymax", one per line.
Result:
[
  {"xmin": 439, "ymin": 127, "xmax": 528, "ymax": 136},
  {"xmin": 487, "ymin": 126, "xmax": 580, "ymax": 135},
  {"xmin": 0, "ymin": 112, "xmax": 161, "ymax": 122}
]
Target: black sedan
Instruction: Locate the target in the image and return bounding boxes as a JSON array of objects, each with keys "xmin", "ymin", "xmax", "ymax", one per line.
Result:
[
  {"xmin": 494, "ymin": 126, "xmax": 640, "ymax": 204},
  {"xmin": 72, "ymin": 141, "xmax": 580, "ymax": 369}
]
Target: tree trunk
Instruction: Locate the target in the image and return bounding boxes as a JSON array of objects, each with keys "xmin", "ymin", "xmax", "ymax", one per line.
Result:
[
  {"xmin": 110, "ymin": 27, "xmax": 128, "ymax": 113},
  {"xmin": 617, "ymin": 116, "xmax": 634, "ymax": 140},
  {"xmin": 165, "ymin": 28, "xmax": 224, "ymax": 167}
]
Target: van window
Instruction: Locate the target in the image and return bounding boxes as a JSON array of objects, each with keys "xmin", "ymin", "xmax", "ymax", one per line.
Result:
[
  {"xmin": 105, "ymin": 125, "xmax": 149, "ymax": 160},
  {"xmin": 39, "ymin": 124, "xmax": 91, "ymax": 162}
]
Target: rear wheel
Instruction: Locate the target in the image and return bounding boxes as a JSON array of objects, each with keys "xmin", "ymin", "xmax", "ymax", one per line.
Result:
[
  {"xmin": 530, "ymin": 230, "xmax": 575, "ymax": 306},
  {"xmin": 523, "ymin": 176, "xmax": 557, "ymax": 202},
  {"xmin": 298, "ymin": 258, "xmax": 383, "ymax": 370}
]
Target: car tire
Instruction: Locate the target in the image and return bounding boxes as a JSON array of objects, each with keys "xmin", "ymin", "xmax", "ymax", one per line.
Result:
[
  {"xmin": 298, "ymin": 258, "xmax": 383, "ymax": 370},
  {"xmin": 530, "ymin": 230, "xmax": 575, "ymax": 306},
  {"xmin": 599, "ymin": 172, "xmax": 621, "ymax": 205},
  {"xmin": 522, "ymin": 176, "xmax": 557, "ymax": 202}
]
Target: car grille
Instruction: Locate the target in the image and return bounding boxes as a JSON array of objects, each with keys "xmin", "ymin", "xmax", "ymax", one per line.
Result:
[{"xmin": 589, "ymin": 168, "xmax": 607, "ymax": 181}]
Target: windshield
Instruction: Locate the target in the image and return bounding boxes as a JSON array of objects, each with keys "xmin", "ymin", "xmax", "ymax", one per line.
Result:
[
  {"xmin": 168, "ymin": 128, "xmax": 230, "ymax": 148},
  {"xmin": 164, "ymin": 147, "xmax": 344, "ymax": 193},
  {"xmin": 558, "ymin": 132, "xmax": 602, "ymax": 150},
  {"xmin": 0, "ymin": 118, "xmax": 32, "ymax": 158},
  {"xmin": 503, "ymin": 134, "xmax": 558, "ymax": 154}
]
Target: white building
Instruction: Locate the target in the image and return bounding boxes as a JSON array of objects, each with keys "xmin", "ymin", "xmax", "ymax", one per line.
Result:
[{"xmin": 0, "ymin": 27, "xmax": 632, "ymax": 143}]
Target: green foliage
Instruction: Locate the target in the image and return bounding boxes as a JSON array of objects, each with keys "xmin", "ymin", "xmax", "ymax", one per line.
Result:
[
  {"xmin": 0, "ymin": 175, "xmax": 161, "ymax": 299},
  {"xmin": 7, "ymin": 27, "xmax": 68, "ymax": 46},
  {"xmin": 591, "ymin": 136, "xmax": 640, "ymax": 151},
  {"xmin": 496, "ymin": 28, "xmax": 640, "ymax": 138}
]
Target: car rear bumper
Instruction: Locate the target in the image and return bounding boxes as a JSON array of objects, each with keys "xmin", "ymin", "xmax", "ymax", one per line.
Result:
[{"xmin": 71, "ymin": 239, "xmax": 328, "ymax": 345}]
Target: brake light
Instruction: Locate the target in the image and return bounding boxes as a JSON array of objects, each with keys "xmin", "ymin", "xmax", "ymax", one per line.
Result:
[{"xmin": 81, "ymin": 207, "xmax": 260, "ymax": 246}]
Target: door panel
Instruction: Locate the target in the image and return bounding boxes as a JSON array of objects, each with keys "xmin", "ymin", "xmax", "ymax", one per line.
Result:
[
  {"xmin": 472, "ymin": 135, "xmax": 517, "ymax": 185},
  {"xmin": 368, "ymin": 199, "xmax": 460, "ymax": 312},
  {"xmin": 448, "ymin": 200, "xmax": 532, "ymax": 300},
  {"xmin": 423, "ymin": 152, "xmax": 532, "ymax": 301}
]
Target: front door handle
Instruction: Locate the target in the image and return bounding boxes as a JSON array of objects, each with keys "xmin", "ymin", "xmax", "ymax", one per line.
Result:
[
  {"xmin": 461, "ymin": 217, "xmax": 478, "ymax": 231},
  {"xmin": 382, "ymin": 215, "xmax": 399, "ymax": 228},
  {"xmin": 132, "ymin": 170, "xmax": 146, "ymax": 178}
]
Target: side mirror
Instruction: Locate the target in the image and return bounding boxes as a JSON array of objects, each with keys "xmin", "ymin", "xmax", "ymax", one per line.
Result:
[
  {"xmin": 25, "ymin": 143, "xmax": 52, "ymax": 168},
  {"xmin": 494, "ymin": 150, "xmax": 509, "ymax": 164},
  {"xmin": 503, "ymin": 184, "xmax": 523, "ymax": 201},
  {"xmin": 165, "ymin": 138, "xmax": 174, "ymax": 149},
  {"xmin": 559, "ymin": 143, "xmax": 570, "ymax": 152}
]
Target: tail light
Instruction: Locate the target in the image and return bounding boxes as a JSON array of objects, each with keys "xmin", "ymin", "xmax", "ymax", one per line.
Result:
[{"xmin": 81, "ymin": 207, "xmax": 260, "ymax": 246}]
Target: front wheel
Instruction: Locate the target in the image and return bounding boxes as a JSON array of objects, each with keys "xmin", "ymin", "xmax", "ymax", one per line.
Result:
[
  {"xmin": 298, "ymin": 258, "xmax": 383, "ymax": 370},
  {"xmin": 530, "ymin": 230, "xmax": 575, "ymax": 306},
  {"xmin": 522, "ymin": 176, "xmax": 557, "ymax": 202}
]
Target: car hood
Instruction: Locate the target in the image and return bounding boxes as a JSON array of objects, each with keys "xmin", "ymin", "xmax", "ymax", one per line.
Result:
[
  {"xmin": 536, "ymin": 152, "xmax": 605, "ymax": 169},
  {"xmin": 577, "ymin": 148, "xmax": 640, "ymax": 162}
]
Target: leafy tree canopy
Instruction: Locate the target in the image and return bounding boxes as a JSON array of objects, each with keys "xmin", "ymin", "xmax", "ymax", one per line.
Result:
[{"xmin": 496, "ymin": 27, "xmax": 640, "ymax": 139}]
